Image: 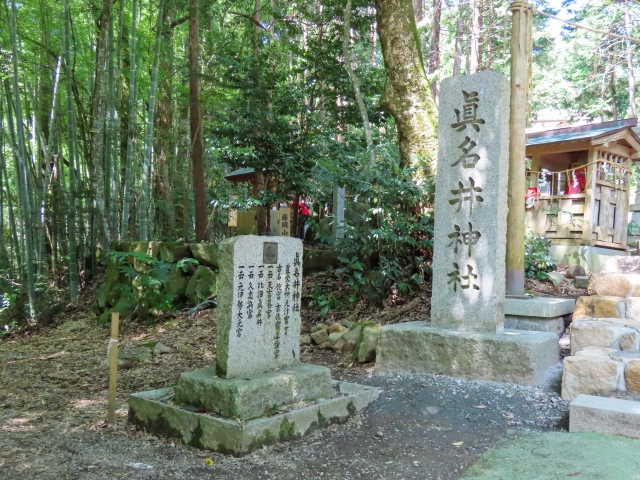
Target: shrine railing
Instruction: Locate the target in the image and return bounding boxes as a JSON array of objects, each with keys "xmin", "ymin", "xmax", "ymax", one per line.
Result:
[{"xmin": 526, "ymin": 159, "xmax": 631, "ymax": 247}]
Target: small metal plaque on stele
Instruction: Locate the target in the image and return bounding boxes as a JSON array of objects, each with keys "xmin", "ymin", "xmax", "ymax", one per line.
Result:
[{"xmin": 263, "ymin": 242, "xmax": 278, "ymax": 264}]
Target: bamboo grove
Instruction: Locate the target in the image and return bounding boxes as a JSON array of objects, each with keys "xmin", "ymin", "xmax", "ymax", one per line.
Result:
[{"xmin": 1, "ymin": 0, "xmax": 640, "ymax": 322}]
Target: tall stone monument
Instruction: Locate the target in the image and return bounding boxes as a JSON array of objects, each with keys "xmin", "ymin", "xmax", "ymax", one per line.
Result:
[
  {"xmin": 431, "ymin": 71, "xmax": 509, "ymax": 333},
  {"xmin": 129, "ymin": 236, "xmax": 377, "ymax": 454},
  {"xmin": 376, "ymin": 71, "xmax": 559, "ymax": 385}
]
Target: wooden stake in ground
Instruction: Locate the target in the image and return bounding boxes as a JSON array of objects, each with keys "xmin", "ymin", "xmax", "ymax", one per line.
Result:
[
  {"xmin": 107, "ymin": 312, "xmax": 119, "ymax": 425},
  {"xmin": 506, "ymin": 0, "xmax": 533, "ymax": 296}
]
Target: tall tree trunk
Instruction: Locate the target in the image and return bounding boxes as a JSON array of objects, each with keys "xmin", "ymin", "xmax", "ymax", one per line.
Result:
[
  {"xmin": 484, "ymin": 0, "xmax": 494, "ymax": 69},
  {"xmin": 343, "ymin": 0, "xmax": 375, "ymax": 167},
  {"xmin": 375, "ymin": 0, "xmax": 438, "ymax": 170},
  {"xmin": 138, "ymin": 0, "xmax": 165, "ymax": 241},
  {"xmin": 190, "ymin": 0, "xmax": 207, "ymax": 242},
  {"xmin": 154, "ymin": 5, "xmax": 175, "ymax": 239},
  {"xmin": 428, "ymin": 0, "xmax": 441, "ymax": 102},
  {"xmin": 453, "ymin": 12, "xmax": 463, "ymax": 76},
  {"xmin": 412, "ymin": 0, "xmax": 424, "ymax": 24},
  {"xmin": 625, "ymin": 0, "xmax": 637, "ymax": 118},
  {"xmin": 470, "ymin": 0, "xmax": 482, "ymax": 73},
  {"xmin": 64, "ymin": 0, "xmax": 79, "ymax": 303},
  {"xmin": 121, "ymin": 0, "xmax": 138, "ymax": 241}
]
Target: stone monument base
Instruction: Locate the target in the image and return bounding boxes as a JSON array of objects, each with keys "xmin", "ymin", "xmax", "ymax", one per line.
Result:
[
  {"xmin": 174, "ymin": 364, "xmax": 333, "ymax": 420},
  {"xmin": 376, "ymin": 321, "xmax": 559, "ymax": 386},
  {"xmin": 504, "ymin": 297, "xmax": 575, "ymax": 336},
  {"xmin": 129, "ymin": 380, "xmax": 378, "ymax": 455}
]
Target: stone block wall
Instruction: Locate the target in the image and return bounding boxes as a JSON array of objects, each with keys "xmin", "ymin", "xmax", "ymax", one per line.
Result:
[
  {"xmin": 94, "ymin": 241, "xmax": 220, "ymax": 322},
  {"xmin": 563, "ymin": 256, "xmax": 640, "ymax": 400}
]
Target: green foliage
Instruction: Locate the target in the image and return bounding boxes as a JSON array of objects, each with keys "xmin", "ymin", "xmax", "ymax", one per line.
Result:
[
  {"xmin": 628, "ymin": 220, "xmax": 640, "ymax": 237},
  {"xmin": 176, "ymin": 257, "xmax": 199, "ymax": 273},
  {"xmin": 105, "ymin": 250, "xmax": 175, "ymax": 324},
  {"xmin": 525, "ymin": 232, "xmax": 557, "ymax": 281},
  {"xmin": 314, "ymin": 140, "xmax": 432, "ymax": 305},
  {"xmin": 307, "ymin": 282, "xmax": 338, "ymax": 317}
]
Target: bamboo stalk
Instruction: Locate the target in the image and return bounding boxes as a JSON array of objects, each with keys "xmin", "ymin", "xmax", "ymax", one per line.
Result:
[
  {"xmin": 139, "ymin": 0, "xmax": 165, "ymax": 241},
  {"xmin": 7, "ymin": 0, "xmax": 37, "ymax": 320},
  {"xmin": 64, "ymin": 0, "xmax": 79, "ymax": 303},
  {"xmin": 121, "ymin": 0, "xmax": 138, "ymax": 241}
]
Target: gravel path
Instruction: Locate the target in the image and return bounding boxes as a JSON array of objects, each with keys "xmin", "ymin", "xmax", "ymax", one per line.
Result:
[{"xmin": 1, "ymin": 360, "xmax": 569, "ymax": 480}]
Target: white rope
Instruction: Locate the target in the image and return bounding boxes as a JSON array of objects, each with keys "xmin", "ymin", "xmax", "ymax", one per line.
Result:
[{"xmin": 107, "ymin": 338, "xmax": 118, "ymax": 361}]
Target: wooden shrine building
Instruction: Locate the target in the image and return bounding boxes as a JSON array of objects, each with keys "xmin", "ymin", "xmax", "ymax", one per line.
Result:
[{"xmin": 525, "ymin": 118, "xmax": 640, "ymax": 272}]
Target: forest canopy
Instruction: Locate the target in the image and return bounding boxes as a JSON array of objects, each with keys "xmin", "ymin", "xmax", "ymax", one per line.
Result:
[{"xmin": 1, "ymin": 0, "xmax": 639, "ymax": 322}]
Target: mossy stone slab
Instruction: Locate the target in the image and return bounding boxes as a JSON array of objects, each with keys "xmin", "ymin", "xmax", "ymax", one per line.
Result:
[
  {"xmin": 173, "ymin": 363, "xmax": 333, "ymax": 420},
  {"xmin": 128, "ymin": 379, "xmax": 378, "ymax": 455}
]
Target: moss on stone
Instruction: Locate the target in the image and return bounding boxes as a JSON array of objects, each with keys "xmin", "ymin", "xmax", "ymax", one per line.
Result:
[{"xmin": 279, "ymin": 418, "xmax": 294, "ymax": 439}]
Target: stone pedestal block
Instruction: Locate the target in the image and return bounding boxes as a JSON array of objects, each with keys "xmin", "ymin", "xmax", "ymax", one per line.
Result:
[
  {"xmin": 173, "ymin": 364, "xmax": 333, "ymax": 421},
  {"xmin": 504, "ymin": 297, "xmax": 575, "ymax": 335},
  {"xmin": 375, "ymin": 321, "xmax": 559, "ymax": 386},
  {"xmin": 129, "ymin": 381, "xmax": 378, "ymax": 455}
]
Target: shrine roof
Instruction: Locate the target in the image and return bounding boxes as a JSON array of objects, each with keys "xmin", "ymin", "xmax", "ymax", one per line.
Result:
[
  {"xmin": 526, "ymin": 117, "xmax": 639, "ymax": 148},
  {"xmin": 224, "ymin": 167, "xmax": 256, "ymax": 182}
]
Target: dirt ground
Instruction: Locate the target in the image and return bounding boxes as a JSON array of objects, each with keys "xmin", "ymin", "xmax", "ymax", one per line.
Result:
[{"xmin": 0, "ymin": 297, "xmax": 570, "ymax": 480}]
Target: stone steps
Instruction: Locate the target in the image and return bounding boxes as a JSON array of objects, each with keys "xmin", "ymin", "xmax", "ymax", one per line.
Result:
[{"xmin": 570, "ymin": 394, "xmax": 640, "ymax": 439}]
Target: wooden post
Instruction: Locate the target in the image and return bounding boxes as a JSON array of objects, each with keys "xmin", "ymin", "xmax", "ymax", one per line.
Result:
[
  {"xmin": 505, "ymin": 0, "xmax": 533, "ymax": 296},
  {"xmin": 107, "ymin": 312, "xmax": 119, "ymax": 425}
]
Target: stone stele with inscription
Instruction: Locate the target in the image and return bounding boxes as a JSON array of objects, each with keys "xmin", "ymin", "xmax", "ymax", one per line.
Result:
[
  {"xmin": 375, "ymin": 71, "xmax": 559, "ymax": 386},
  {"xmin": 216, "ymin": 235, "xmax": 303, "ymax": 378},
  {"xmin": 128, "ymin": 235, "xmax": 379, "ymax": 455},
  {"xmin": 431, "ymin": 70, "xmax": 510, "ymax": 333}
]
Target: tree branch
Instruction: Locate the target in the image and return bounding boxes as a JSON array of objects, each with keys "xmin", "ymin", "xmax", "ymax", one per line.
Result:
[{"xmin": 229, "ymin": 10, "xmax": 268, "ymax": 30}]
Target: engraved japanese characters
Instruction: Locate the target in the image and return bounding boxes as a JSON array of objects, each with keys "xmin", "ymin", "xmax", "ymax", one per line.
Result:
[
  {"xmin": 431, "ymin": 71, "xmax": 511, "ymax": 332},
  {"xmin": 216, "ymin": 236, "xmax": 303, "ymax": 378}
]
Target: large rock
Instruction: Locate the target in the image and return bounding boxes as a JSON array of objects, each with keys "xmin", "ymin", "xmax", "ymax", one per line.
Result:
[
  {"xmin": 565, "ymin": 264, "xmax": 586, "ymax": 279},
  {"xmin": 341, "ymin": 325, "xmax": 363, "ymax": 353},
  {"xmin": 601, "ymin": 256, "xmax": 640, "ymax": 274},
  {"xmin": 354, "ymin": 322, "xmax": 382, "ymax": 363},
  {"xmin": 310, "ymin": 329, "xmax": 329, "ymax": 345},
  {"xmin": 574, "ymin": 276, "xmax": 588, "ymax": 289},
  {"xmin": 546, "ymin": 271, "xmax": 565, "ymax": 286},
  {"xmin": 303, "ymin": 249, "xmax": 340, "ymax": 274},
  {"xmin": 561, "ymin": 347, "xmax": 621, "ymax": 400},
  {"xmin": 587, "ymin": 273, "xmax": 640, "ymax": 298},
  {"xmin": 570, "ymin": 319, "xmax": 638, "ymax": 354},
  {"xmin": 163, "ymin": 268, "xmax": 189, "ymax": 298},
  {"xmin": 190, "ymin": 243, "xmax": 219, "ymax": 269},
  {"xmin": 96, "ymin": 258, "xmax": 127, "ymax": 309},
  {"xmin": 159, "ymin": 242, "xmax": 191, "ymax": 263},
  {"xmin": 185, "ymin": 266, "xmax": 217, "ymax": 304},
  {"xmin": 573, "ymin": 296, "xmax": 626, "ymax": 321}
]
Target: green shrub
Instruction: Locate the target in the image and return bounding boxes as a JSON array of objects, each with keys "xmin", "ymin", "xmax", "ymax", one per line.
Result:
[
  {"xmin": 313, "ymin": 144, "xmax": 433, "ymax": 306},
  {"xmin": 524, "ymin": 232, "xmax": 557, "ymax": 280},
  {"xmin": 104, "ymin": 251, "xmax": 176, "ymax": 324}
]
